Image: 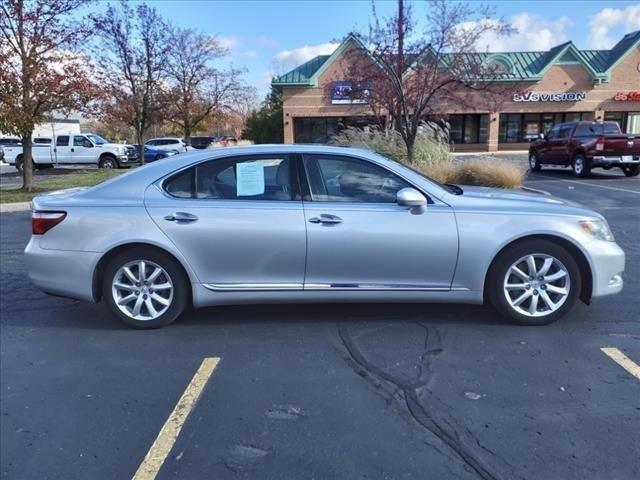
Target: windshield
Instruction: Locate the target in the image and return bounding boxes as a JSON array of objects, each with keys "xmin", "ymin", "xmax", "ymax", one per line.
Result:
[{"xmin": 86, "ymin": 134, "xmax": 108, "ymax": 145}]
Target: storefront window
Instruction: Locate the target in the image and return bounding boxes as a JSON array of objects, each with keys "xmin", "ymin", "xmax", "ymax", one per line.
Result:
[
  {"xmin": 499, "ymin": 112, "xmax": 590, "ymax": 143},
  {"xmin": 294, "ymin": 117, "xmax": 379, "ymax": 144},
  {"xmin": 627, "ymin": 113, "xmax": 640, "ymax": 134},
  {"xmin": 449, "ymin": 114, "xmax": 488, "ymax": 144}
]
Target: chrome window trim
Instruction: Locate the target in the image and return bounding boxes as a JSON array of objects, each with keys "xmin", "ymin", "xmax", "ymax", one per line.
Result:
[{"xmin": 203, "ymin": 283, "xmax": 469, "ymax": 292}]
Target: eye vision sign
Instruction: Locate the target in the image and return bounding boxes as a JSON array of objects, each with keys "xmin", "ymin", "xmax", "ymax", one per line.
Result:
[
  {"xmin": 513, "ymin": 91, "xmax": 587, "ymax": 102},
  {"xmin": 331, "ymin": 81, "xmax": 370, "ymax": 104}
]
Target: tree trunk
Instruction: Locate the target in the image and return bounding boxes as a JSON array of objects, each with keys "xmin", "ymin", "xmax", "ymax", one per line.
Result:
[
  {"xmin": 183, "ymin": 126, "xmax": 191, "ymax": 147},
  {"xmin": 405, "ymin": 135, "xmax": 415, "ymax": 164},
  {"xmin": 21, "ymin": 132, "xmax": 33, "ymax": 192},
  {"xmin": 137, "ymin": 131, "xmax": 145, "ymax": 165}
]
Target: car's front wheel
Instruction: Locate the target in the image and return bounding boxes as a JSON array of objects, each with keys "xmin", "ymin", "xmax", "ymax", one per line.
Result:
[
  {"xmin": 487, "ymin": 240, "xmax": 581, "ymax": 325},
  {"xmin": 102, "ymin": 247, "xmax": 189, "ymax": 328},
  {"xmin": 622, "ymin": 165, "xmax": 639, "ymax": 177},
  {"xmin": 99, "ymin": 156, "xmax": 118, "ymax": 169}
]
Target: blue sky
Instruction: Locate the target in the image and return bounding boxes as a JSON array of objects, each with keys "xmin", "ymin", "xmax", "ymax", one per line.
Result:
[{"xmin": 145, "ymin": 1, "xmax": 640, "ymax": 98}]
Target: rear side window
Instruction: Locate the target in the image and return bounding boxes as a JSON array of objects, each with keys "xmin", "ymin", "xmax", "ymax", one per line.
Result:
[
  {"xmin": 574, "ymin": 123, "xmax": 621, "ymax": 136},
  {"xmin": 56, "ymin": 136, "xmax": 69, "ymax": 146},
  {"xmin": 164, "ymin": 155, "xmax": 295, "ymax": 201}
]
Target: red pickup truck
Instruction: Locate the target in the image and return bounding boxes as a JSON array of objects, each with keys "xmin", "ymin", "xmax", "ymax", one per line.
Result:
[{"xmin": 528, "ymin": 121, "xmax": 640, "ymax": 177}]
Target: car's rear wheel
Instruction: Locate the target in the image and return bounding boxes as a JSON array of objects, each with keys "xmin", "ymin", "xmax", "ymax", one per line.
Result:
[
  {"xmin": 102, "ymin": 247, "xmax": 189, "ymax": 329},
  {"xmin": 487, "ymin": 240, "xmax": 581, "ymax": 325},
  {"xmin": 622, "ymin": 165, "xmax": 639, "ymax": 177},
  {"xmin": 155, "ymin": 154, "xmax": 166, "ymax": 161},
  {"xmin": 572, "ymin": 154, "xmax": 591, "ymax": 178},
  {"xmin": 528, "ymin": 151, "xmax": 541, "ymax": 171}
]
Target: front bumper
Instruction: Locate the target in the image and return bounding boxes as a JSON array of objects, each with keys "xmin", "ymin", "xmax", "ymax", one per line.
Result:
[
  {"xmin": 24, "ymin": 236, "xmax": 101, "ymax": 302},
  {"xmin": 592, "ymin": 155, "xmax": 640, "ymax": 166},
  {"xmin": 583, "ymin": 239, "xmax": 625, "ymax": 298}
]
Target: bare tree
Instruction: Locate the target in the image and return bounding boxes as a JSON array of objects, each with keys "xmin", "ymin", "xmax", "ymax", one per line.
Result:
[
  {"xmin": 344, "ymin": 0, "xmax": 514, "ymax": 162},
  {"xmin": 91, "ymin": 1, "xmax": 169, "ymax": 162},
  {"xmin": 0, "ymin": 0, "xmax": 96, "ymax": 190},
  {"xmin": 165, "ymin": 28, "xmax": 254, "ymax": 144}
]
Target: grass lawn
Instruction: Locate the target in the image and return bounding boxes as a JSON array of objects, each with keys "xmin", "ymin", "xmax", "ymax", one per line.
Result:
[{"xmin": 0, "ymin": 169, "xmax": 126, "ymax": 204}]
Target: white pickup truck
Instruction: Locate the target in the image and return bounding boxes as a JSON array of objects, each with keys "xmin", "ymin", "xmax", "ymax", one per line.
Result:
[{"xmin": 3, "ymin": 133, "xmax": 139, "ymax": 172}]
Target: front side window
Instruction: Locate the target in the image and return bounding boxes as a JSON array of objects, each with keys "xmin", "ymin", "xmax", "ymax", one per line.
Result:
[
  {"xmin": 546, "ymin": 126, "xmax": 559, "ymax": 140},
  {"xmin": 73, "ymin": 136, "xmax": 92, "ymax": 147},
  {"xmin": 164, "ymin": 155, "xmax": 295, "ymax": 201},
  {"xmin": 558, "ymin": 125, "xmax": 572, "ymax": 139},
  {"xmin": 303, "ymin": 155, "xmax": 411, "ymax": 203}
]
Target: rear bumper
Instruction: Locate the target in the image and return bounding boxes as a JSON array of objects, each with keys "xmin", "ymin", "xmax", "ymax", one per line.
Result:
[
  {"xmin": 24, "ymin": 237, "xmax": 100, "ymax": 302},
  {"xmin": 583, "ymin": 239, "xmax": 625, "ymax": 298},
  {"xmin": 592, "ymin": 155, "xmax": 640, "ymax": 166}
]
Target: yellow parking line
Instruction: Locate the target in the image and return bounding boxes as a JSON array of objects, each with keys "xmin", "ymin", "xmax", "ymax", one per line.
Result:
[
  {"xmin": 601, "ymin": 347, "xmax": 640, "ymax": 381},
  {"xmin": 132, "ymin": 357, "xmax": 221, "ymax": 480}
]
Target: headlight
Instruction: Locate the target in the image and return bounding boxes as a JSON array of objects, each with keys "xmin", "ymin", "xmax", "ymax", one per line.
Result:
[{"xmin": 580, "ymin": 219, "xmax": 615, "ymax": 242}]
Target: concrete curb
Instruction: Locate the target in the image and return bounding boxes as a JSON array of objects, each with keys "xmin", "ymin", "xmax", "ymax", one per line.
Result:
[{"xmin": 0, "ymin": 202, "xmax": 31, "ymax": 213}]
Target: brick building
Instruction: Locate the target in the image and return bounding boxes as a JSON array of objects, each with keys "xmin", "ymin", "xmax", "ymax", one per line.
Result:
[{"xmin": 272, "ymin": 30, "xmax": 640, "ymax": 152}]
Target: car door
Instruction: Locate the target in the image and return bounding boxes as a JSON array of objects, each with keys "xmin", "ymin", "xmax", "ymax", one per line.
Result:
[
  {"xmin": 144, "ymin": 153, "xmax": 307, "ymax": 288},
  {"xmin": 538, "ymin": 125, "xmax": 559, "ymax": 163},
  {"xmin": 300, "ymin": 154, "xmax": 458, "ymax": 290},
  {"xmin": 53, "ymin": 135, "xmax": 72, "ymax": 164},
  {"xmin": 553, "ymin": 124, "xmax": 573, "ymax": 165},
  {"xmin": 72, "ymin": 135, "xmax": 95, "ymax": 163}
]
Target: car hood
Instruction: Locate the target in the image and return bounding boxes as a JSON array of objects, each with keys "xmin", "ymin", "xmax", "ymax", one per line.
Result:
[{"xmin": 448, "ymin": 185, "xmax": 601, "ymax": 218}]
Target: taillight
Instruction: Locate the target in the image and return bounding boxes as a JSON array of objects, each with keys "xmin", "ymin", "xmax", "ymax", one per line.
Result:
[
  {"xmin": 595, "ymin": 136, "xmax": 604, "ymax": 151},
  {"xmin": 32, "ymin": 211, "xmax": 66, "ymax": 235}
]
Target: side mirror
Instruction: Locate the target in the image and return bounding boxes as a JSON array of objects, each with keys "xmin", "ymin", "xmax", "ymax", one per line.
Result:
[
  {"xmin": 397, "ymin": 188, "xmax": 427, "ymax": 207},
  {"xmin": 538, "ymin": 133, "xmax": 545, "ymax": 140},
  {"xmin": 84, "ymin": 141, "xmax": 94, "ymax": 148}
]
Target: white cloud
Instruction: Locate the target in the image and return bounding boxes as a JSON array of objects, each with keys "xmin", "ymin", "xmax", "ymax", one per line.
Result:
[
  {"xmin": 467, "ymin": 13, "xmax": 571, "ymax": 52},
  {"xmin": 219, "ymin": 35, "xmax": 241, "ymax": 51},
  {"xmin": 588, "ymin": 5, "xmax": 640, "ymax": 49},
  {"xmin": 273, "ymin": 42, "xmax": 339, "ymax": 72},
  {"xmin": 241, "ymin": 50, "xmax": 258, "ymax": 58},
  {"xmin": 256, "ymin": 35, "xmax": 278, "ymax": 49}
]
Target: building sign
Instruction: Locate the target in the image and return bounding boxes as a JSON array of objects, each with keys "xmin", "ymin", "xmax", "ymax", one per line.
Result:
[
  {"xmin": 613, "ymin": 91, "xmax": 640, "ymax": 101},
  {"xmin": 331, "ymin": 81, "xmax": 370, "ymax": 104},
  {"xmin": 513, "ymin": 91, "xmax": 587, "ymax": 102}
]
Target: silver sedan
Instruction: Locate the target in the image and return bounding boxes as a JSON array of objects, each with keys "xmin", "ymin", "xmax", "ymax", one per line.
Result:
[{"xmin": 25, "ymin": 145, "xmax": 625, "ymax": 328}]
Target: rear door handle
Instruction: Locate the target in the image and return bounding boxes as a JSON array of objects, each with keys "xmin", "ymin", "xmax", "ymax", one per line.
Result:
[
  {"xmin": 164, "ymin": 212, "xmax": 198, "ymax": 223},
  {"xmin": 309, "ymin": 214, "xmax": 343, "ymax": 225}
]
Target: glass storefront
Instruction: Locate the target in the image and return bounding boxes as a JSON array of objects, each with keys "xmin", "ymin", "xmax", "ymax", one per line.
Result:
[
  {"xmin": 604, "ymin": 112, "xmax": 640, "ymax": 134},
  {"xmin": 294, "ymin": 116, "xmax": 379, "ymax": 144},
  {"xmin": 499, "ymin": 112, "xmax": 591, "ymax": 143},
  {"xmin": 448, "ymin": 114, "xmax": 488, "ymax": 144}
]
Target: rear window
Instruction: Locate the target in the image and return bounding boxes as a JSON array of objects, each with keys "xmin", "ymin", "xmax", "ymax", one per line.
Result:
[{"xmin": 574, "ymin": 123, "xmax": 621, "ymax": 136}]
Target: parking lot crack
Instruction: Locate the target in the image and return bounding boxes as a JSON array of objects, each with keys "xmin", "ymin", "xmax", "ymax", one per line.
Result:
[{"xmin": 338, "ymin": 324, "xmax": 521, "ymax": 480}]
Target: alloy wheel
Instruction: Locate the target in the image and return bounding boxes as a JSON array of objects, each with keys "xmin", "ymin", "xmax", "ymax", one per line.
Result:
[
  {"xmin": 111, "ymin": 260, "xmax": 174, "ymax": 321},
  {"xmin": 503, "ymin": 254, "xmax": 571, "ymax": 318},
  {"xmin": 529, "ymin": 153, "xmax": 536, "ymax": 169},
  {"xmin": 574, "ymin": 158, "xmax": 583, "ymax": 174}
]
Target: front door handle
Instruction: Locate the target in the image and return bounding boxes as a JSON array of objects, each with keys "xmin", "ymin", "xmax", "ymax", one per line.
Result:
[
  {"xmin": 164, "ymin": 212, "xmax": 198, "ymax": 223},
  {"xmin": 309, "ymin": 214, "xmax": 343, "ymax": 225}
]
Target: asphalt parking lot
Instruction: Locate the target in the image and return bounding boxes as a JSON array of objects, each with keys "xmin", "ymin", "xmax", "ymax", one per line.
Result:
[{"xmin": 1, "ymin": 167, "xmax": 639, "ymax": 479}]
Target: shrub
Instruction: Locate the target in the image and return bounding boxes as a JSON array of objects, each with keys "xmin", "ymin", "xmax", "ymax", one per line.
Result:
[{"xmin": 330, "ymin": 126, "xmax": 524, "ymax": 189}]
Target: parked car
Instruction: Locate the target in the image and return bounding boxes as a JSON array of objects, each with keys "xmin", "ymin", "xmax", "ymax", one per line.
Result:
[
  {"xmin": 132, "ymin": 144, "xmax": 180, "ymax": 163},
  {"xmin": 189, "ymin": 136, "xmax": 219, "ymax": 150},
  {"xmin": 2, "ymin": 133, "xmax": 139, "ymax": 172},
  {"xmin": 25, "ymin": 145, "xmax": 624, "ymax": 329},
  {"xmin": 145, "ymin": 137, "xmax": 188, "ymax": 153},
  {"xmin": 529, "ymin": 121, "xmax": 640, "ymax": 177}
]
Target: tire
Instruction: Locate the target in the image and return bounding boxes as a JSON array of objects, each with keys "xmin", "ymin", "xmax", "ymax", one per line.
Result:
[
  {"xmin": 528, "ymin": 151, "xmax": 541, "ymax": 171},
  {"xmin": 102, "ymin": 247, "xmax": 189, "ymax": 329},
  {"xmin": 15, "ymin": 155, "xmax": 23, "ymax": 174},
  {"xmin": 155, "ymin": 154, "xmax": 166, "ymax": 161},
  {"xmin": 99, "ymin": 156, "xmax": 118, "ymax": 169},
  {"xmin": 571, "ymin": 154, "xmax": 591, "ymax": 178},
  {"xmin": 487, "ymin": 239, "xmax": 581, "ymax": 326},
  {"xmin": 622, "ymin": 165, "xmax": 639, "ymax": 177}
]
